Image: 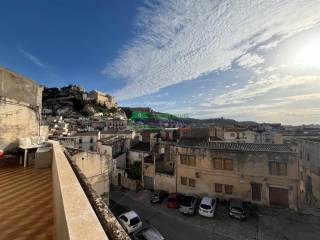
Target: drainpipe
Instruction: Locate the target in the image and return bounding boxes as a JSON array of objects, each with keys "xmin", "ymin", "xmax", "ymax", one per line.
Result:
[{"xmin": 175, "ymin": 150, "xmax": 178, "ymax": 194}]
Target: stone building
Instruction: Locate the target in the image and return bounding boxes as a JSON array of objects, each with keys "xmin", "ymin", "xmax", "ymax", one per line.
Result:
[
  {"xmin": 69, "ymin": 150, "xmax": 110, "ymax": 201},
  {"xmin": 298, "ymin": 139, "xmax": 320, "ymax": 208},
  {"xmin": 73, "ymin": 131, "xmax": 100, "ymax": 151},
  {"xmin": 88, "ymin": 90, "xmax": 116, "ymax": 108},
  {"xmin": 0, "ymin": 67, "xmax": 43, "ymax": 151},
  {"xmin": 175, "ymin": 139, "xmax": 299, "ymax": 209}
]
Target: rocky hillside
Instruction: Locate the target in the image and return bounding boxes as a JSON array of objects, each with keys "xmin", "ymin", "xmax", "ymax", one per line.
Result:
[{"xmin": 42, "ymin": 85, "xmax": 122, "ymax": 117}]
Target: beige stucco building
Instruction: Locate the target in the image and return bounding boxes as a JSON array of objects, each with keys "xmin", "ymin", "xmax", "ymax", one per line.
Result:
[
  {"xmin": 175, "ymin": 139, "xmax": 299, "ymax": 209},
  {"xmin": 298, "ymin": 139, "xmax": 320, "ymax": 208},
  {"xmin": 0, "ymin": 67, "xmax": 44, "ymax": 151},
  {"xmin": 71, "ymin": 150, "xmax": 110, "ymax": 201}
]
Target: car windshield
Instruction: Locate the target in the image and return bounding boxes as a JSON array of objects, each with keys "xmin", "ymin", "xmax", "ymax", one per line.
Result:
[
  {"xmin": 130, "ymin": 216, "xmax": 141, "ymax": 226},
  {"xmin": 180, "ymin": 197, "xmax": 192, "ymax": 206},
  {"xmin": 200, "ymin": 204, "xmax": 211, "ymax": 210}
]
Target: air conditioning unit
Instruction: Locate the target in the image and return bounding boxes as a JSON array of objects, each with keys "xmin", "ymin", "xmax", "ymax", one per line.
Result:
[{"xmin": 195, "ymin": 172, "xmax": 200, "ymax": 178}]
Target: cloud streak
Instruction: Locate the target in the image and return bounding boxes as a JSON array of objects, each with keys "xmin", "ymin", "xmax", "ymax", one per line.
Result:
[
  {"xmin": 104, "ymin": 0, "xmax": 320, "ymax": 100},
  {"xmin": 210, "ymin": 75, "xmax": 320, "ymax": 106},
  {"xmin": 18, "ymin": 47, "xmax": 46, "ymax": 68}
]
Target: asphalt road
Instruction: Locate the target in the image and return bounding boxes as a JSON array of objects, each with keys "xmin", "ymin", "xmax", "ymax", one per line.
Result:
[{"xmin": 109, "ymin": 190, "xmax": 233, "ymax": 240}]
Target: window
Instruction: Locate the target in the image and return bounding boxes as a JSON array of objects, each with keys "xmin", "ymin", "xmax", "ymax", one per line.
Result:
[
  {"xmin": 230, "ymin": 133, "xmax": 235, "ymax": 137},
  {"xmin": 269, "ymin": 162, "xmax": 287, "ymax": 176},
  {"xmin": 224, "ymin": 159, "xmax": 233, "ymax": 170},
  {"xmin": 189, "ymin": 155, "xmax": 196, "ymax": 166},
  {"xmin": 214, "ymin": 159, "xmax": 223, "ymax": 169},
  {"xmin": 119, "ymin": 215, "xmax": 128, "ymax": 222},
  {"xmin": 189, "ymin": 178, "xmax": 196, "ymax": 187},
  {"xmin": 181, "ymin": 177, "xmax": 187, "ymax": 185},
  {"xmin": 225, "ymin": 185, "xmax": 233, "ymax": 195},
  {"xmin": 89, "ymin": 146, "xmax": 94, "ymax": 151},
  {"xmin": 215, "ymin": 183, "xmax": 223, "ymax": 193},
  {"xmin": 79, "ymin": 138, "xmax": 82, "ymax": 143},
  {"xmin": 180, "ymin": 155, "xmax": 188, "ymax": 165},
  {"xmin": 181, "ymin": 177, "xmax": 195, "ymax": 187},
  {"xmin": 307, "ymin": 153, "xmax": 310, "ymax": 161},
  {"xmin": 213, "ymin": 158, "xmax": 233, "ymax": 170},
  {"xmin": 90, "ymin": 138, "xmax": 93, "ymax": 143},
  {"xmin": 180, "ymin": 154, "xmax": 196, "ymax": 167}
]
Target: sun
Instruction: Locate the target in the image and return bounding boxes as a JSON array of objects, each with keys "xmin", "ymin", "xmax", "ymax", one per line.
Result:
[{"xmin": 296, "ymin": 41, "xmax": 320, "ymax": 67}]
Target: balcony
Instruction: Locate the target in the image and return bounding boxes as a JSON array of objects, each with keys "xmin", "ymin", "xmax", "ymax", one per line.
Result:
[
  {"xmin": 0, "ymin": 165, "xmax": 53, "ymax": 239},
  {"xmin": 0, "ymin": 140, "xmax": 130, "ymax": 240}
]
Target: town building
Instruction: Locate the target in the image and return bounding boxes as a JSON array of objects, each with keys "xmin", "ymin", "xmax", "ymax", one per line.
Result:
[
  {"xmin": 73, "ymin": 131, "xmax": 100, "ymax": 151},
  {"xmin": 298, "ymin": 139, "xmax": 320, "ymax": 208},
  {"xmin": 175, "ymin": 139, "xmax": 299, "ymax": 209},
  {"xmin": 67, "ymin": 149, "xmax": 110, "ymax": 202}
]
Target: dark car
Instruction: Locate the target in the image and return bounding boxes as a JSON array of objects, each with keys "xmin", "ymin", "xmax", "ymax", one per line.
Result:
[
  {"xmin": 132, "ymin": 226, "xmax": 165, "ymax": 240},
  {"xmin": 167, "ymin": 193, "xmax": 181, "ymax": 208},
  {"xmin": 179, "ymin": 195, "xmax": 198, "ymax": 215},
  {"xmin": 229, "ymin": 199, "xmax": 247, "ymax": 220},
  {"xmin": 151, "ymin": 190, "xmax": 168, "ymax": 204}
]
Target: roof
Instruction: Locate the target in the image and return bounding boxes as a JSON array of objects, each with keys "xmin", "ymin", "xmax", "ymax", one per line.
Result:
[
  {"xmin": 224, "ymin": 128, "xmax": 248, "ymax": 132},
  {"xmin": 100, "ymin": 136, "xmax": 124, "ymax": 145},
  {"xmin": 177, "ymin": 138, "xmax": 292, "ymax": 153},
  {"xmin": 200, "ymin": 196, "xmax": 214, "ymax": 205},
  {"xmin": 101, "ymin": 129, "xmax": 132, "ymax": 134},
  {"xmin": 121, "ymin": 211, "xmax": 138, "ymax": 219},
  {"xmin": 74, "ymin": 131, "xmax": 99, "ymax": 137},
  {"xmin": 130, "ymin": 142, "xmax": 150, "ymax": 152}
]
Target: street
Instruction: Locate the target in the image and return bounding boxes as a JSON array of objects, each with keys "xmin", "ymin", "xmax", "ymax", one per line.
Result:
[
  {"xmin": 109, "ymin": 187, "xmax": 320, "ymax": 240},
  {"xmin": 109, "ymin": 188, "xmax": 258, "ymax": 240}
]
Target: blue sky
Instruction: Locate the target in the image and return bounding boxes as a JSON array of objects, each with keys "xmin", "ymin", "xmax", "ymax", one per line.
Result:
[{"xmin": 1, "ymin": 0, "xmax": 320, "ymax": 124}]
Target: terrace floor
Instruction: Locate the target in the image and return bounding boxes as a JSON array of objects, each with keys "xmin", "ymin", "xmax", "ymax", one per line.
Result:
[{"xmin": 0, "ymin": 165, "xmax": 53, "ymax": 240}]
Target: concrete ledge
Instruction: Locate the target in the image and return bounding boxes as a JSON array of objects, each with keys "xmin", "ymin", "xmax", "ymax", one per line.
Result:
[
  {"xmin": 51, "ymin": 140, "xmax": 108, "ymax": 240},
  {"xmin": 65, "ymin": 150, "xmax": 131, "ymax": 240}
]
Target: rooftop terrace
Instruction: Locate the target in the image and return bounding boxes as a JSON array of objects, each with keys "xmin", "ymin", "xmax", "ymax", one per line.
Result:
[
  {"xmin": 0, "ymin": 166, "xmax": 53, "ymax": 240},
  {"xmin": 0, "ymin": 141, "xmax": 130, "ymax": 240}
]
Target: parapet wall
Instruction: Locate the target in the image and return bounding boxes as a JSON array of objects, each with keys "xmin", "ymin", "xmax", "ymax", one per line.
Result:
[{"xmin": 0, "ymin": 67, "xmax": 43, "ymax": 151}]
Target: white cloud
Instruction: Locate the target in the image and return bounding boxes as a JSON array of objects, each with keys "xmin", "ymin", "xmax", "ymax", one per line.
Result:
[
  {"xmin": 18, "ymin": 47, "xmax": 46, "ymax": 68},
  {"xmin": 237, "ymin": 53, "xmax": 264, "ymax": 68},
  {"xmin": 273, "ymin": 93, "xmax": 320, "ymax": 102},
  {"xmin": 104, "ymin": 0, "xmax": 320, "ymax": 100},
  {"xmin": 211, "ymin": 75, "xmax": 320, "ymax": 105}
]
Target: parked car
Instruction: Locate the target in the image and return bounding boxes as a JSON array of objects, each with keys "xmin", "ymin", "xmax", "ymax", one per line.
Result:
[
  {"xmin": 118, "ymin": 211, "xmax": 143, "ymax": 234},
  {"xmin": 151, "ymin": 190, "xmax": 168, "ymax": 204},
  {"xmin": 132, "ymin": 226, "xmax": 165, "ymax": 240},
  {"xmin": 198, "ymin": 196, "xmax": 217, "ymax": 218},
  {"xmin": 229, "ymin": 199, "xmax": 247, "ymax": 220},
  {"xmin": 179, "ymin": 195, "xmax": 197, "ymax": 215},
  {"xmin": 167, "ymin": 193, "xmax": 181, "ymax": 208}
]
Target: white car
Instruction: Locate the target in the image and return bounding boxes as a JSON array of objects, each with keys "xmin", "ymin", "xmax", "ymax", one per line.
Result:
[
  {"xmin": 118, "ymin": 211, "xmax": 143, "ymax": 234},
  {"xmin": 198, "ymin": 197, "xmax": 217, "ymax": 218}
]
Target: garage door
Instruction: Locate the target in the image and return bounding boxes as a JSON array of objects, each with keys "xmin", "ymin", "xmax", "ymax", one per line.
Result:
[
  {"xmin": 144, "ymin": 176, "xmax": 154, "ymax": 190},
  {"xmin": 269, "ymin": 187, "xmax": 289, "ymax": 207}
]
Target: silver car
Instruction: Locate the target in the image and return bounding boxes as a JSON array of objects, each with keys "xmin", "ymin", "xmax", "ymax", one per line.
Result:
[
  {"xmin": 179, "ymin": 195, "xmax": 197, "ymax": 215},
  {"xmin": 133, "ymin": 226, "xmax": 165, "ymax": 240}
]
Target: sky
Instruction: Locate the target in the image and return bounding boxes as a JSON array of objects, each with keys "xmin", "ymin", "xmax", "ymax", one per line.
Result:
[{"xmin": 1, "ymin": 0, "xmax": 320, "ymax": 125}]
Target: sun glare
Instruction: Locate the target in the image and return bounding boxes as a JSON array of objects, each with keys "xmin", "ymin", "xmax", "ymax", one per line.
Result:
[{"xmin": 296, "ymin": 41, "xmax": 320, "ymax": 67}]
